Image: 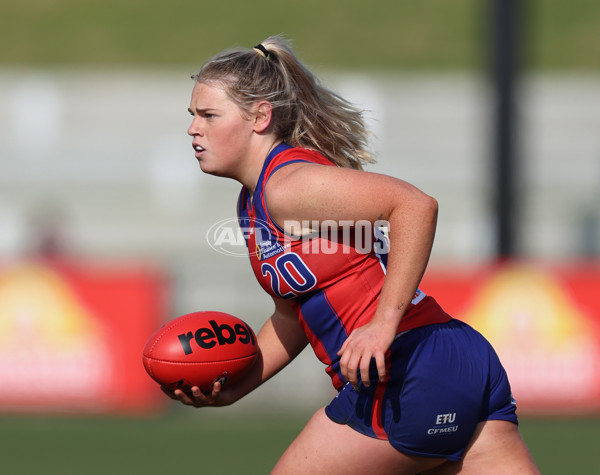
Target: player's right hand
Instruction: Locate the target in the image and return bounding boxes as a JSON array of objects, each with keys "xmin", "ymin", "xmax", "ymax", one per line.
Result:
[{"xmin": 161, "ymin": 381, "xmax": 232, "ymax": 408}]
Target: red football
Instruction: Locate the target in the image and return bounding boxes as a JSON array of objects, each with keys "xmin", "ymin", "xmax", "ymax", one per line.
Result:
[{"xmin": 142, "ymin": 311, "xmax": 258, "ymax": 392}]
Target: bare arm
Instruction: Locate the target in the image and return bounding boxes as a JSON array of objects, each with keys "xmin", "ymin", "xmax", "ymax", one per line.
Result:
[
  {"xmin": 170, "ymin": 296, "xmax": 308, "ymax": 407},
  {"xmin": 265, "ymin": 162, "xmax": 438, "ymax": 387}
]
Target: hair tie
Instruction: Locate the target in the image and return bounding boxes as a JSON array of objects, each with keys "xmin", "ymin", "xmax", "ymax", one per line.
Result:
[{"xmin": 253, "ymin": 44, "xmax": 270, "ymax": 59}]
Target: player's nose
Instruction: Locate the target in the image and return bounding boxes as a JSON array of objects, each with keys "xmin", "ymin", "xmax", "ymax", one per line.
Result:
[{"xmin": 187, "ymin": 117, "xmax": 203, "ymax": 136}]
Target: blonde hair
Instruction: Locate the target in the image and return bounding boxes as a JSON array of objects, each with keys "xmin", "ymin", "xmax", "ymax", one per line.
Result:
[{"xmin": 192, "ymin": 35, "xmax": 375, "ymax": 170}]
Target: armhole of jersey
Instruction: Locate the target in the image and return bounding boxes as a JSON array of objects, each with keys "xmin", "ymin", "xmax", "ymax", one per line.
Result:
[{"xmin": 263, "ymin": 158, "xmax": 314, "ymax": 235}]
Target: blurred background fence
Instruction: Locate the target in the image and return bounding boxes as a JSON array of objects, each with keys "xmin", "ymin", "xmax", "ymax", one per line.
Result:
[{"xmin": 1, "ymin": 0, "xmax": 599, "ymax": 418}]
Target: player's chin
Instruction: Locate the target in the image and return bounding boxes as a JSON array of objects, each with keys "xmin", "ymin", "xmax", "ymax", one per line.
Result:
[
  {"xmin": 197, "ymin": 158, "xmax": 210, "ymax": 172},
  {"xmin": 197, "ymin": 160, "xmax": 225, "ymax": 177}
]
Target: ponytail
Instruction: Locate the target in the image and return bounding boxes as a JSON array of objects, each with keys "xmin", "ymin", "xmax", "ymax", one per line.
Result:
[{"xmin": 192, "ymin": 35, "xmax": 375, "ymax": 170}]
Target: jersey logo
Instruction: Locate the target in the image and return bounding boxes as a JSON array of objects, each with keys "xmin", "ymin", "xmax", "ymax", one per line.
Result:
[
  {"xmin": 255, "ymin": 240, "xmax": 285, "ymax": 261},
  {"xmin": 251, "ymin": 218, "xmax": 285, "ymax": 260},
  {"xmin": 240, "ymin": 218, "xmax": 285, "ymax": 261}
]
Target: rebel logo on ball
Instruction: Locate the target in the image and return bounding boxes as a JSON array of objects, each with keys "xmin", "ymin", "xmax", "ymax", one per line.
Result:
[{"xmin": 177, "ymin": 319, "xmax": 256, "ymax": 354}]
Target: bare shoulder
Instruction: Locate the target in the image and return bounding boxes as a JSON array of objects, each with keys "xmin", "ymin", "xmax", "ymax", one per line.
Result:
[
  {"xmin": 264, "ymin": 159, "xmax": 435, "ymax": 227},
  {"xmin": 263, "ymin": 161, "xmax": 332, "ymax": 222}
]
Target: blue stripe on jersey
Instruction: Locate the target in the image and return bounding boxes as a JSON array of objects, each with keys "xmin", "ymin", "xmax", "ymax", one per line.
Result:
[
  {"xmin": 262, "ymin": 159, "xmax": 315, "ymax": 234},
  {"xmin": 270, "ymin": 159, "xmax": 311, "ymax": 175},
  {"xmin": 298, "ymin": 289, "xmax": 349, "ymax": 380},
  {"xmin": 253, "ymin": 143, "xmax": 292, "ymax": 201}
]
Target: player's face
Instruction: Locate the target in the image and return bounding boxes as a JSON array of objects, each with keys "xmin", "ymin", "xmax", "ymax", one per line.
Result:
[{"xmin": 187, "ymin": 82, "xmax": 255, "ymax": 179}]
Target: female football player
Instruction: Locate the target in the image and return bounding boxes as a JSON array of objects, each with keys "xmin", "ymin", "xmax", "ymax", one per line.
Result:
[{"xmin": 166, "ymin": 36, "xmax": 540, "ymax": 474}]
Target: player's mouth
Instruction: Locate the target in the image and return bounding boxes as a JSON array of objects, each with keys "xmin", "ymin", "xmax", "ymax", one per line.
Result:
[{"xmin": 193, "ymin": 144, "xmax": 205, "ymax": 158}]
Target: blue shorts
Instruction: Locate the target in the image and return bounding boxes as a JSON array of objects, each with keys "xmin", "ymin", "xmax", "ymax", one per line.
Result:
[{"xmin": 325, "ymin": 319, "xmax": 518, "ymax": 462}]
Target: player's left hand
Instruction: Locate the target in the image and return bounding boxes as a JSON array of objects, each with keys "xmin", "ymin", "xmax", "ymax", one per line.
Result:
[{"xmin": 337, "ymin": 320, "xmax": 396, "ymax": 388}]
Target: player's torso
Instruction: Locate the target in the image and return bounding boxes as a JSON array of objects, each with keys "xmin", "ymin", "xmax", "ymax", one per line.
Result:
[{"xmin": 238, "ymin": 144, "xmax": 449, "ymax": 388}]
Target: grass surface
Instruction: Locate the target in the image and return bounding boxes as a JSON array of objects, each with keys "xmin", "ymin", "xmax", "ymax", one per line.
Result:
[
  {"xmin": 1, "ymin": 413, "xmax": 598, "ymax": 474},
  {"xmin": 1, "ymin": 412, "xmax": 304, "ymax": 474},
  {"xmin": 0, "ymin": 0, "xmax": 598, "ymax": 70}
]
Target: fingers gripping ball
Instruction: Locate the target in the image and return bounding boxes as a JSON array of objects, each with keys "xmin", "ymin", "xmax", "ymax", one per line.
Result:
[{"xmin": 143, "ymin": 311, "xmax": 258, "ymax": 392}]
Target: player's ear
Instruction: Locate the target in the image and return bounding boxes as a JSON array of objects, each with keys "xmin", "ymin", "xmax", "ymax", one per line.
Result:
[{"xmin": 253, "ymin": 101, "xmax": 273, "ymax": 133}]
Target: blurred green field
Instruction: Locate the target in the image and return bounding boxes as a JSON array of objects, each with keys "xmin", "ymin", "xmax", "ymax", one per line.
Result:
[
  {"xmin": 0, "ymin": 0, "xmax": 598, "ymax": 70},
  {"xmin": 1, "ymin": 413, "xmax": 598, "ymax": 474}
]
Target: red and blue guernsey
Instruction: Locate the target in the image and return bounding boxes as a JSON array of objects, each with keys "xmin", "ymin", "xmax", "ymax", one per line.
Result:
[{"xmin": 238, "ymin": 144, "xmax": 451, "ymax": 389}]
